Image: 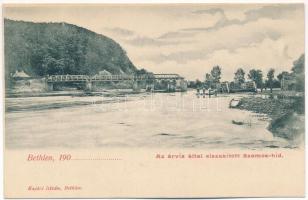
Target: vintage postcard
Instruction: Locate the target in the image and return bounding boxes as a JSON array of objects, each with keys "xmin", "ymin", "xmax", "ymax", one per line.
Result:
[{"xmin": 2, "ymin": 2, "xmax": 305, "ymax": 198}]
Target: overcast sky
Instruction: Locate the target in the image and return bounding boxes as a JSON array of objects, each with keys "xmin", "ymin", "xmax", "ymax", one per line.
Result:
[{"xmin": 3, "ymin": 4, "xmax": 305, "ymax": 81}]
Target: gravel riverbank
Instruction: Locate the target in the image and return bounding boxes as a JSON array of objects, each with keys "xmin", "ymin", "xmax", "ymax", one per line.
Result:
[{"xmin": 234, "ymin": 94, "xmax": 304, "ymax": 146}]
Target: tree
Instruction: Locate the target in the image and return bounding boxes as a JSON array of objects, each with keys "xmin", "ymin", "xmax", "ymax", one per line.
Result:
[
  {"xmin": 136, "ymin": 68, "xmax": 148, "ymax": 75},
  {"xmin": 267, "ymin": 68, "xmax": 275, "ymax": 93},
  {"xmin": 292, "ymin": 54, "xmax": 304, "ymax": 74},
  {"xmin": 204, "ymin": 73, "xmax": 213, "ymax": 89},
  {"xmin": 248, "ymin": 69, "xmax": 263, "ymax": 91},
  {"xmin": 195, "ymin": 79, "xmax": 203, "ymax": 88},
  {"xmin": 277, "ymin": 71, "xmax": 290, "ymax": 81},
  {"xmin": 272, "ymin": 79, "xmax": 281, "ymax": 88},
  {"xmin": 234, "ymin": 68, "xmax": 245, "ymax": 84},
  {"xmin": 291, "ymin": 54, "xmax": 305, "ymax": 91},
  {"xmin": 210, "ymin": 65, "xmax": 222, "ymax": 84},
  {"xmin": 4, "ymin": 19, "xmax": 137, "ymax": 83}
]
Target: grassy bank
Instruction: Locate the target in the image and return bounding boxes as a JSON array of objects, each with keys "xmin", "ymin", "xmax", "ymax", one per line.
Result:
[{"xmin": 235, "ymin": 92, "xmax": 304, "ymax": 145}]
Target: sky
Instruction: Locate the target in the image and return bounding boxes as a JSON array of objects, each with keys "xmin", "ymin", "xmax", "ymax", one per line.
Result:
[{"xmin": 3, "ymin": 4, "xmax": 305, "ymax": 81}]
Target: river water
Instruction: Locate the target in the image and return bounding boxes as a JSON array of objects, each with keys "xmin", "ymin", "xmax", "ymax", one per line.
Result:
[{"xmin": 5, "ymin": 90, "xmax": 290, "ymax": 149}]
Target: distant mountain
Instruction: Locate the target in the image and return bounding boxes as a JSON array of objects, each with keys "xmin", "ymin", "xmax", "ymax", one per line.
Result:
[{"xmin": 4, "ymin": 19, "xmax": 137, "ymax": 80}]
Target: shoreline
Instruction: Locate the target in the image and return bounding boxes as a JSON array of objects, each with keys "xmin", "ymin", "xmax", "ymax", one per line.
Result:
[
  {"xmin": 5, "ymin": 88, "xmax": 189, "ymax": 98},
  {"xmin": 5, "ymin": 89, "xmax": 143, "ymax": 98},
  {"xmin": 234, "ymin": 92, "xmax": 304, "ymax": 146}
]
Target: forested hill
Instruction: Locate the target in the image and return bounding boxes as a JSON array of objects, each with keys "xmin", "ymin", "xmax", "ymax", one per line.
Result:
[{"xmin": 4, "ymin": 19, "xmax": 137, "ymax": 79}]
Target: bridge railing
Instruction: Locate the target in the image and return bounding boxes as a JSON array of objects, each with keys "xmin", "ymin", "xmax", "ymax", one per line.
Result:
[
  {"xmin": 46, "ymin": 75, "xmax": 90, "ymax": 82},
  {"xmin": 92, "ymin": 74, "xmax": 135, "ymax": 81},
  {"xmin": 153, "ymin": 74, "xmax": 183, "ymax": 79},
  {"xmin": 46, "ymin": 73, "xmax": 184, "ymax": 82}
]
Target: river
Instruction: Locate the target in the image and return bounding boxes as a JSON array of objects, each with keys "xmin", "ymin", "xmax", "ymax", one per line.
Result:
[{"xmin": 5, "ymin": 90, "xmax": 290, "ymax": 149}]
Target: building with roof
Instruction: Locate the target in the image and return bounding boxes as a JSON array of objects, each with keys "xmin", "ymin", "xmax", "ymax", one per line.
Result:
[
  {"xmin": 11, "ymin": 70, "xmax": 31, "ymax": 80},
  {"xmin": 98, "ymin": 70, "xmax": 112, "ymax": 76}
]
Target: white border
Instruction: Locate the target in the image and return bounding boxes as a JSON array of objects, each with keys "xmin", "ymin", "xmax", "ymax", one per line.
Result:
[
  {"xmin": 0, "ymin": 0, "xmax": 306, "ymax": 4},
  {"xmin": 0, "ymin": 1, "xmax": 306, "ymax": 200}
]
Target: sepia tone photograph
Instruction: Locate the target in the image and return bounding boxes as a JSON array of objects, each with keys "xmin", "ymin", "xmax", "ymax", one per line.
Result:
[{"xmin": 2, "ymin": 2, "xmax": 306, "ymax": 198}]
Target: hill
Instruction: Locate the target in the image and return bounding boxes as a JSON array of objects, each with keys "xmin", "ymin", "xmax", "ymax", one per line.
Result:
[{"xmin": 4, "ymin": 19, "xmax": 137, "ymax": 81}]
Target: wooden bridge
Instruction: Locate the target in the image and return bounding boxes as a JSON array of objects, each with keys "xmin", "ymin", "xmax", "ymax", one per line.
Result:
[{"xmin": 46, "ymin": 73, "xmax": 184, "ymax": 83}]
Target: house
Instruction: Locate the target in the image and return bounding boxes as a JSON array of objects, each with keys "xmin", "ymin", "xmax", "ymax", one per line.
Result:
[
  {"xmin": 11, "ymin": 70, "xmax": 31, "ymax": 80},
  {"xmin": 98, "ymin": 70, "xmax": 112, "ymax": 76}
]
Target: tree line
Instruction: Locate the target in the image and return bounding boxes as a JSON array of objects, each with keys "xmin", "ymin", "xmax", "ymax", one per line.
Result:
[{"xmin": 189, "ymin": 54, "xmax": 304, "ymax": 92}]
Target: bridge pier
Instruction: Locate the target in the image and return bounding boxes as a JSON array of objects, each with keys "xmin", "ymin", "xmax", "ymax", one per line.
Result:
[
  {"xmin": 132, "ymin": 81, "xmax": 140, "ymax": 92},
  {"xmin": 179, "ymin": 79, "xmax": 188, "ymax": 92},
  {"xmin": 85, "ymin": 80, "xmax": 93, "ymax": 91},
  {"xmin": 167, "ymin": 82, "xmax": 171, "ymax": 92},
  {"xmin": 166, "ymin": 80, "xmax": 176, "ymax": 92},
  {"xmin": 91, "ymin": 82, "xmax": 97, "ymax": 91},
  {"xmin": 146, "ymin": 84, "xmax": 154, "ymax": 92},
  {"xmin": 45, "ymin": 82, "xmax": 54, "ymax": 92}
]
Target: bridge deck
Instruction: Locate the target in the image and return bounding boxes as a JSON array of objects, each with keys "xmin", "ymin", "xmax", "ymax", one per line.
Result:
[{"xmin": 46, "ymin": 74, "xmax": 184, "ymax": 83}]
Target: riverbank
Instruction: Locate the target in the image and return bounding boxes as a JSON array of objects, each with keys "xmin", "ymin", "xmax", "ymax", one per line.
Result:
[
  {"xmin": 234, "ymin": 92, "xmax": 304, "ymax": 146},
  {"xmin": 6, "ymin": 89, "xmax": 144, "ymax": 98}
]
